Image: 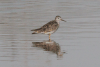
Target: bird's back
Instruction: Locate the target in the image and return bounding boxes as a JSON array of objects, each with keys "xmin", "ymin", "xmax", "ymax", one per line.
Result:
[{"xmin": 32, "ymin": 20, "xmax": 59, "ymax": 34}]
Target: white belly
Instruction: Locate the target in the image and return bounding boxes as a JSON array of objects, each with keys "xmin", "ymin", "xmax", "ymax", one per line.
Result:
[{"xmin": 41, "ymin": 31, "xmax": 54, "ymax": 35}]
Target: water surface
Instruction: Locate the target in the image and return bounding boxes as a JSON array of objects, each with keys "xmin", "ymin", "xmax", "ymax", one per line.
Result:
[{"xmin": 0, "ymin": 0, "xmax": 100, "ymax": 67}]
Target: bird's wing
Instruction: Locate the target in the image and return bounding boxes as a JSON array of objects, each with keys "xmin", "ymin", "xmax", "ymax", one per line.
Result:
[
  {"xmin": 51, "ymin": 22, "xmax": 59, "ymax": 31},
  {"xmin": 31, "ymin": 28, "xmax": 41, "ymax": 31},
  {"xmin": 41, "ymin": 20, "xmax": 59, "ymax": 32},
  {"xmin": 31, "ymin": 20, "xmax": 59, "ymax": 33},
  {"xmin": 31, "ymin": 20, "xmax": 55, "ymax": 31}
]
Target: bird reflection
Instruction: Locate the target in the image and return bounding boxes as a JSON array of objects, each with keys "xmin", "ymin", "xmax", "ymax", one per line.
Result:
[{"xmin": 32, "ymin": 40, "xmax": 65, "ymax": 56}]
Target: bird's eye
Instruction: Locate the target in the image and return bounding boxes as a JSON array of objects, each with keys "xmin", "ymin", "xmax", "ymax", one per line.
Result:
[{"xmin": 58, "ymin": 18, "xmax": 59, "ymax": 19}]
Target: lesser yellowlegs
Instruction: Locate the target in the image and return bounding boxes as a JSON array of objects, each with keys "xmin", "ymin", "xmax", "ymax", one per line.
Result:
[{"xmin": 31, "ymin": 16, "xmax": 66, "ymax": 40}]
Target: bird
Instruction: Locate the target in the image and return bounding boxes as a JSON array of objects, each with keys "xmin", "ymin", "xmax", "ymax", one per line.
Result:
[{"xmin": 31, "ymin": 16, "xmax": 66, "ymax": 41}]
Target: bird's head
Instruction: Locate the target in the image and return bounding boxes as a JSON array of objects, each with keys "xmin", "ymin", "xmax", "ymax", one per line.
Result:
[{"xmin": 55, "ymin": 15, "xmax": 66, "ymax": 22}]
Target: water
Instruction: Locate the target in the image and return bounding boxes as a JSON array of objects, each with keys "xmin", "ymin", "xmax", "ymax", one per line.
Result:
[{"xmin": 0, "ymin": 0, "xmax": 100, "ymax": 67}]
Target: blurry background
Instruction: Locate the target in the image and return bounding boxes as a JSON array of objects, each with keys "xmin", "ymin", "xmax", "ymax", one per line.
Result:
[{"xmin": 0, "ymin": 0, "xmax": 100, "ymax": 67}]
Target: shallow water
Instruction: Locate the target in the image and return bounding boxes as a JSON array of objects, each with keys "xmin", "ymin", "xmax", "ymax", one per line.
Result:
[{"xmin": 0, "ymin": 0, "xmax": 100, "ymax": 67}]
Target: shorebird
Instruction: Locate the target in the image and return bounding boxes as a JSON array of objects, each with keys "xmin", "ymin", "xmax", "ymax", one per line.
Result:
[{"xmin": 31, "ymin": 16, "xmax": 66, "ymax": 40}]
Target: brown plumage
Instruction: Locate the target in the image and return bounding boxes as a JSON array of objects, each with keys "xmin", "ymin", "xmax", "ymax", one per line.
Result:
[
  {"xmin": 31, "ymin": 16, "xmax": 66, "ymax": 40},
  {"xmin": 31, "ymin": 20, "xmax": 59, "ymax": 34}
]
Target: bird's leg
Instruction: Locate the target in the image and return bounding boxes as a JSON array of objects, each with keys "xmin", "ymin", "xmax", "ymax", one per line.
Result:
[
  {"xmin": 44, "ymin": 31, "xmax": 47, "ymax": 34},
  {"xmin": 49, "ymin": 34, "xmax": 51, "ymax": 41},
  {"xmin": 37, "ymin": 31, "xmax": 38, "ymax": 33},
  {"xmin": 50, "ymin": 28, "xmax": 52, "ymax": 31}
]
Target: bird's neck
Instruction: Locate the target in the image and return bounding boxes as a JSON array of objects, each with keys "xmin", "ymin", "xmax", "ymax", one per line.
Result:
[{"xmin": 56, "ymin": 20, "xmax": 60, "ymax": 24}]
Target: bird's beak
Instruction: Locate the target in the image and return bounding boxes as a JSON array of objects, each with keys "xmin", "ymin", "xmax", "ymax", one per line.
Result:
[{"xmin": 61, "ymin": 19, "xmax": 66, "ymax": 22}]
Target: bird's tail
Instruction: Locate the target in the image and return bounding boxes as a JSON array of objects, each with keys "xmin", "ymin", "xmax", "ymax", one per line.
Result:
[
  {"xmin": 31, "ymin": 29, "xmax": 37, "ymax": 34},
  {"xmin": 31, "ymin": 28, "xmax": 41, "ymax": 31},
  {"xmin": 31, "ymin": 29, "xmax": 35, "ymax": 31},
  {"xmin": 31, "ymin": 28, "xmax": 42, "ymax": 34},
  {"xmin": 32, "ymin": 32, "xmax": 37, "ymax": 34}
]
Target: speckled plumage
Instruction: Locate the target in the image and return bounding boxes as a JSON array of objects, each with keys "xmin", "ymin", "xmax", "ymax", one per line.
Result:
[
  {"xmin": 31, "ymin": 16, "xmax": 66, "ymax": 40},
  {"xmin": 31, "ymin": 20, "xmax": 59, "ymax": 34}
]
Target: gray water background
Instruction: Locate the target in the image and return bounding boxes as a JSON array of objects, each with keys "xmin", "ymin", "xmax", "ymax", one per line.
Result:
[{"xmin": 0, "ymin": 0, "xmax": 100, "ymax": 67}]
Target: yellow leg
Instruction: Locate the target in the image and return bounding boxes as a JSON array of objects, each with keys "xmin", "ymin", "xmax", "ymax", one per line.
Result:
[
  {"xmin": 49, "ymin": 34, "xmax": 51, "ymax": 41},
  {"xmin": 44, "ymin": 31, "xmax": 47, "ymax": 34}
]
